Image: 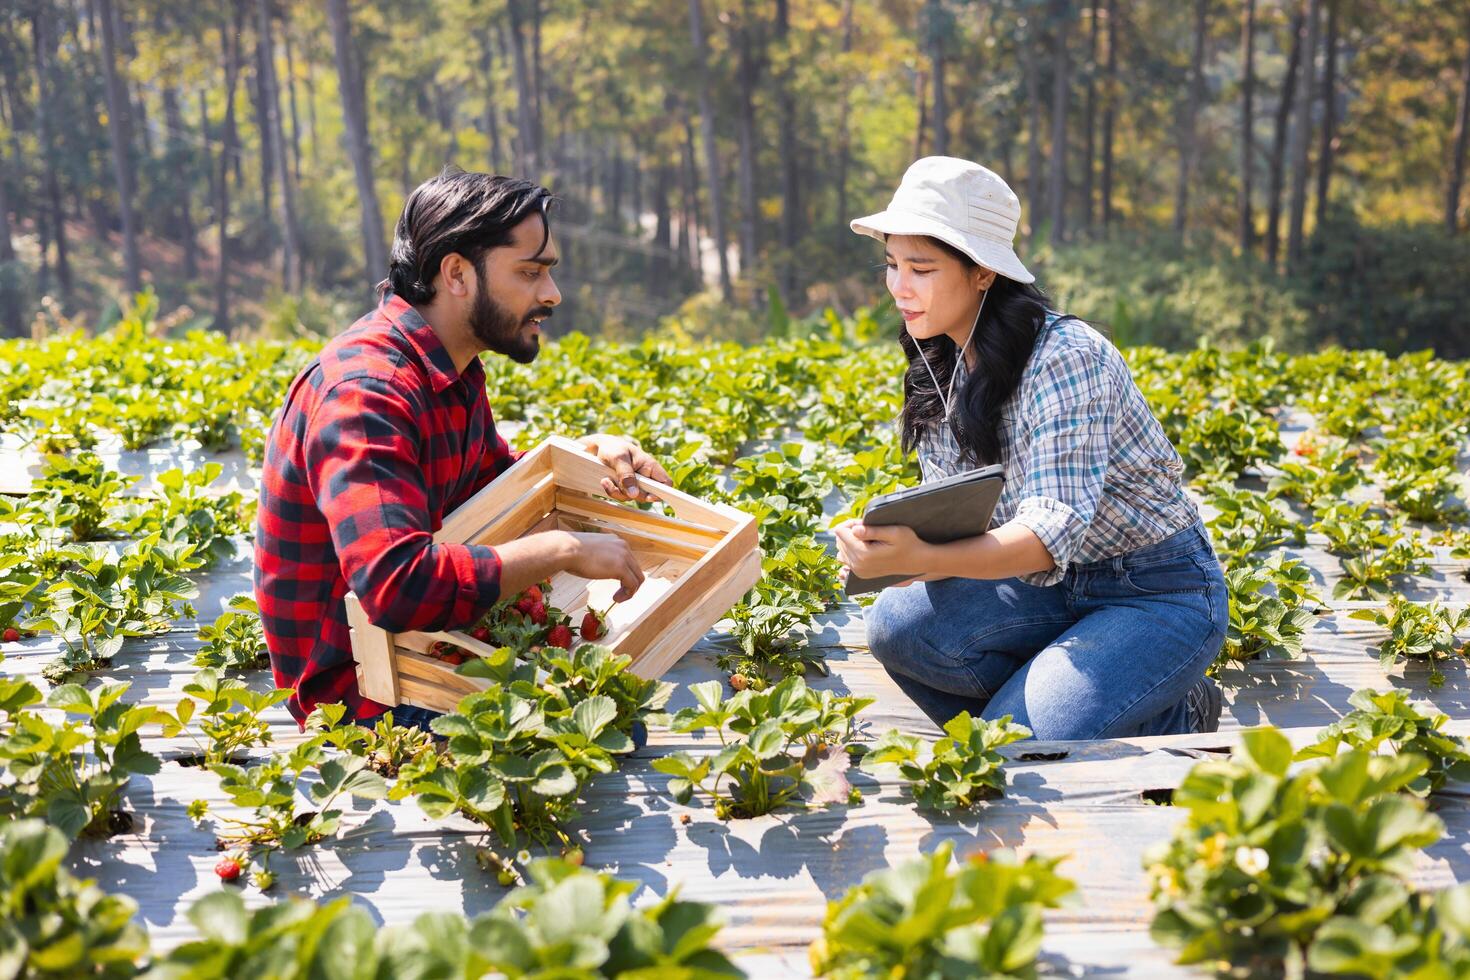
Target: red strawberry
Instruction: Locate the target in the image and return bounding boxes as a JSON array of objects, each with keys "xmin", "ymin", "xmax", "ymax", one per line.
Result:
[
  {"xmin": 470, "ymin": 626, "xmax": 492, "ymax": 643},
  {"xmin": 528, "ymin": 602, "xmax": 548, "ymax": 626},
  {"xmin": 215, "ymin": 857, "xmax": 242, "ymax": 881},
  {"xmin": 2, "ymin": 628, "xmax": 18, "ymax": 643},
  {"xmin": 729, "ymin": 673, "xmax": 749, "ymax": 692},
  {"xmin": 524, "ymin": 585, "xmax": 544, "ymax": 605},
  {"xmin": 514, "ymin": 596, "xmax": 536, "ymax": 615},
  {"xmin": 547, "ymin": 624, "xmax": 574, "ymax": 650},
  {"xmin": 580, "ymin": 611, "xmax": 604, "ymax": 642}
]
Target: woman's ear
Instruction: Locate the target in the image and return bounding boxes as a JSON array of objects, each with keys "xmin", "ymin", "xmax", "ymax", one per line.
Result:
[{"xmin": 974, "ymin": 268, "xmax": 997, "ymax": 293}]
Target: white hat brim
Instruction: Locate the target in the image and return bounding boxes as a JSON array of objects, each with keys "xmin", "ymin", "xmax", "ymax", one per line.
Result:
[{"xmin": 850, "ymin": 208, "xmax": 1035, "ymax": 284}]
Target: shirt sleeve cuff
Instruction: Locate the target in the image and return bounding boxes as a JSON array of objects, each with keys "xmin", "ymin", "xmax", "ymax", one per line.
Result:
[
  {"xmin": 1010, "ymin": 495, "xmax": 1086, "ymax": 587},
  {"xmin": 447, "ymin": 542, "xmax": 502, "ymax": 626}
]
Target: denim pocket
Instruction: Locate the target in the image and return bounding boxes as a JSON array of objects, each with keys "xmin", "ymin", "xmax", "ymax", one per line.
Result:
[{"xmin": 1118, "ymin": 551, "xmax": 1214, "ymax": 596}]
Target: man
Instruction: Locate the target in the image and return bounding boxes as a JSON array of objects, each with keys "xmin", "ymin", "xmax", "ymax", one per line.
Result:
[{"xmin": 254, "ymin": 168, "xmax": 671, "ymax": 727}]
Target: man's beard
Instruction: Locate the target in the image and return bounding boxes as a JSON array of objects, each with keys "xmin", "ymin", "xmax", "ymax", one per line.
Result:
[{"xmin": 469, "ymin": 275, "xmax": 549, "ymax": 365}]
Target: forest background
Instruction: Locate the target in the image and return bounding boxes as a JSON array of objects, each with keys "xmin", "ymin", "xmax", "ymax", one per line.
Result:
[{"xmin": 1, "ymin": 0, "xmax": 1467, "ymax": 356}]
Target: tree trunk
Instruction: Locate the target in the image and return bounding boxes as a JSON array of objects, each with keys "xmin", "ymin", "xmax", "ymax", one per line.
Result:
[
  {"xmin": 1101, "ymin": 0, "xmax": 1117, "ymax": 233},
  {"xmin": 0, "ymin": 89, "xmax": 18, "ymax": 334},
  {"xmin": 1286, "ymin": 0, "xmax": 1319, "ymax": 270},
  {"xmin": 283, "ymin": 20, "xmax": 303, "ymax": 184},
  {"xmin": 926, "ymin": 0, "xmax": 948, "ymax": 156},
  {"xmin": 479, "ymin": 30, "xmax": 504, "ymax": 173},
  {"xmin": 651, "ymin": 159, "xmax": 672, "ymax": 295},
  {"xmin": 687, "ymin": 0, "xmax": 733, "ymax": 300},
  {"xmin": 30, "ymin": 7, "xmax": 72, "ymax": 302},
  {"xmin": 775, "ymin": 0, "xmax": 800, "ymax": 302},
  {"xmin": 1448, "ymin": 25, "xmax": 1470, "ymax": 233},
  {"xmin": 732, "ymin": 0, "xmax": 761, "ymax": 282},
  {"xmin": 531, "ymin": 0, "xmax": 544, "ymax": 169},
  {"xmin": 327, "ymin": 0, "xmax": 389, "ymax": 293},
  {"xmin": 1314, "ymin": 0, "xmax": 1337, "ymax": 224},
  {"xmin": 680, "ymin": 109, "xmax": 701, "ymax": 274},
  {"xmin": 304, "ymin": 36, "xmax": 319, "ymax": 165},
  {"xmin": 1025, "ymin": 14, "xmax": 1044, "ymax": 243},
  {"xmin": 162, "ymin": 86, "xmax": 198, "ymax": 280},
  {"xmin": 1081, "ymin": 0, "xmax": 1098, "ymax": 234},
  {"xmin": 251, "ymin": 26, "xmax": 275, "ymax": 238},
  {"xmin": 834, "ymin": 0, "xmax": 855, "ymax": 251},
  {"xmin": 1046, "ymin": 0, "xmax": 1071, "ymax": 243},
  {"xmin": 256, "ymin": 0, "xmax": 303, "ymax": 292},
  {"xmin": 1173, "ymin": 0, "xmax": 1209, "ymax": 240},
  {"xmin": 1266, "ymin": 8, "xmax": 1304, "ymax": 267},
  {"xmin": 1239, "ymin": 0, "xmax": 1256, "ymax": 251},
  {"xmin": 96, "ymin": 0, "xmax": 142, "ymax": 294},
  {"xmin": 215, "ymin": 3, "xmax": 244, "ymax": 333},
  {"xmin": 506, "ymin": 0, "xmax": 538, "ymax": 174}
]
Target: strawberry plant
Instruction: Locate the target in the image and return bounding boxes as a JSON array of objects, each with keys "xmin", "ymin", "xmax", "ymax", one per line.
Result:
[
  {"xmin": 27, "ymin": 536, "xmax": 202, "ymax": 683},
  {"xmin": 0, "ymin": 681, "xmax": 160, "ymax": 839},
  {"xmin": 1347, "ymin": 598, "xmax": 1470, "ymax": 687},
  {"xmin": 1306, "ymin": 882, "xmax": 1470, "ymax": 978},
  {"xmin": 30, "ymin": 452, "xmax": 136, "ymax": 543},
  {"xmin": 193, "ymin": 595, "xmax": 268, "ymax": 671},
  {"xmin": 0, "ymin": 820, "xmax": 149, "ymax": 978},
  {"xmin": 114, "ymin": 464, "xmax": 248, "ymax": 568},
  {"xmin": 1204, "ymin": 486, "xmax": 1306, "ymax": 562},
  {"xmin": 199, "ymin": 714, "xmax": 386, "ymax": 854},
  {"xmin": 356, "ymin": 711, "xmax": 440, "ymax": 779},
  {"xmin": 1146, "ymin": 728, "xmax": 1442, "ymax": 975},
  {"xmin": 1297, "ymin": 687, "xmax": 1470, "ymax": 796},
  {"xmin": 809, "ymin": 840, "xmax": 1076, "ymax": 979},
  {"xmin": 155, "ymin": 668, "xmax": 291, "ymax": 768},
  {"xmin": 652, "ymin": 676, "xmax": 871, "ymax": 819},
  {"xmin": 1265, "ymin": 432, "xmax": 1363, "ymax": 512},
  {"xmin": 1178, "ymin": 404, "xmax": 1285, "ymax": 485},
  {"xmin": 1217, "ymin": 553, "xmax": 1324, "ymax": 668},
  {"xmin": 857, "ymin": 712, "xmax": 1032, "ymax": 811}
]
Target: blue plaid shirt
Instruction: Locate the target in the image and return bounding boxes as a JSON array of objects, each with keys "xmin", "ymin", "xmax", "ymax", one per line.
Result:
[{"xmin": 917, "ymin": 313, "xmax": 1202, "ymax": 587}]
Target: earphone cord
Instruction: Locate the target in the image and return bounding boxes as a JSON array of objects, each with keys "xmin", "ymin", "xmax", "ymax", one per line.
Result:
[{"xmin": 919, "ymin": 288, "xmax": 987, "ymax": 425}]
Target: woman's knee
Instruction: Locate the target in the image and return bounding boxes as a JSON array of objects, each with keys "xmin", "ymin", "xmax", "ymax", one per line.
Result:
[{"xmin": 863, "ymin": 585, "xmax": 926, "ymax": 667}]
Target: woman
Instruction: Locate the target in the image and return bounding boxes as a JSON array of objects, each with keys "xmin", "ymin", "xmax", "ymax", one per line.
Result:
[{"xmin": 834, "ymin": 156, "xmax": 1228, "ymax": 741}]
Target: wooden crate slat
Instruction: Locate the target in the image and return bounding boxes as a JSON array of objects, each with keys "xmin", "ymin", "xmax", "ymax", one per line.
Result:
[
  {"xmin": 628, "ymin": 549, "xmax": 764, "ymax": 679},
  {"xmin": 545, "ymin": 437, "xmax": 747, "ymax": 530},
  {"xmin": 553, "ymin": 489, "xmax": 726, "ymax": 543},
  {"xmin": 345, "ymin": 592, "xmax": 400, "ymax": 705},
  {"xmin": 557, "ymin": 512, "xmax": 710, "ymax": 561},
  {"xmin": 460, "ymin": 472, "xmax": 557, "ymax": 547},
  {"xmin": 434, "ymin": 441, "xmax": 553, "ymax": 543}
]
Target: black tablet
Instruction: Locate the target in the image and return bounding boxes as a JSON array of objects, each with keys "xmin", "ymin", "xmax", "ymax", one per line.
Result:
[{"xmin": 843, "ymin": 464, "xmax": 1006, "ymax": 596}]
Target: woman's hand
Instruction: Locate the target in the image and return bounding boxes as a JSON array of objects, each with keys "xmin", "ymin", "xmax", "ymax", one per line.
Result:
[
  {"xmin": 833, "ymin": 519, "xmax": 929, "ymax": 581},
  {"xmin": 579, "ymin": 433, "xmax": 674, "ymax": 502}
]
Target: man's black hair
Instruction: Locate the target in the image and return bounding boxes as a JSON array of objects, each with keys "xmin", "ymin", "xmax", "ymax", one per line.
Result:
[{"xmin": 381, "ymin": 167, "xmax": 554, "ymax": 304}]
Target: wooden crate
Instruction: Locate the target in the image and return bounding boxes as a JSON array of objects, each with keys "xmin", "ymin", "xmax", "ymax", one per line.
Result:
[{"xmin": 346, "ymin": 435, "xmax": 762, "ymax": 713}]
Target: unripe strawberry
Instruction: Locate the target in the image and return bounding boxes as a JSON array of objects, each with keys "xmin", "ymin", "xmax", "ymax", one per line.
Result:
[
  {"xmin": 562, "ymin": 847, "xmax": 585, "ymax": 867},
  {"xmin": 729, "ymin": 673, "xmax": 748, "ymax": 691},
  {"xmin": 580, "ymin": 611, "xmax": 603, "ymax": 641},
  {"xmin": 215, "ymin": 857, "xmax": 242, "ymax": 881},
  {"xmin": 497, "ymin": 870, "xmax": 516, "ymax": 887}
]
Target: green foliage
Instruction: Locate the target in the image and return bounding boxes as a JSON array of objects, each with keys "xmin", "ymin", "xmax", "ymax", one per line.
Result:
[
  {"xmin": 1297, "ymin": 688, "xmax": 1470, "ymax": 797},
  {"xmin": 155, "ymin": 668, "xmax": 291, "ymax": 768},
  {"xmin": 653, "ymin": 676, "xmax": 870, "ymax": 819},
  {"xmin": 193, "ymin": 595, "xmax": 268, "ymax": 671},
  {"xmin": 1348, "ymin": 598, "xmax": 1470, "ymax": 687},
  {"xmin": 1177, "ymin": 404, "xmax": 1285, "ymax": 485},
  {"xmin": 1218, "ymin": 553, "xmax": 1324, "ymax": 668},
  {"xmin": 29, "ymin": 452, "xmax": 136, "ymax": 543},
  {"xmin": 1205, "ymin": 486, "xmax": 1305, "ymax": 563},
  {"xmin": 858, "ymin": 712, "xmax": 1032, "ymax": 811},
  {"xmin": 0, "ymin": 681, "xmax": 160, "ymax": 839},
  {"xmin": 811, "ymin": 840, "xmax": 1076, "ymax": 979},
  {"xmin": 1146, "ymin": 729, "xmax": 1445, "ymax": 975},
  {"xmin": 0, "ymin": 820, "xmax": 149, "ymax": 978}
]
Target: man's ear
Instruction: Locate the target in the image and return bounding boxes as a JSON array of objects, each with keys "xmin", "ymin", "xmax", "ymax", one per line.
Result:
[{"xmin": 439, "ymin": 252, "xmax": 472, "ymax": 298}]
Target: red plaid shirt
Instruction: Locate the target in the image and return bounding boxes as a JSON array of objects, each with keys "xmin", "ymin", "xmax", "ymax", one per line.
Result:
[{"xmin": 253, "ymin": 294, "xmax": 520, "ymax": 723}]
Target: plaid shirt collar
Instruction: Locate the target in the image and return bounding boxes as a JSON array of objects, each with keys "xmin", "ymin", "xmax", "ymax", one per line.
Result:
[{"xmin": 380, "ymin": 292, "xmax": 485, "ymax": 394}]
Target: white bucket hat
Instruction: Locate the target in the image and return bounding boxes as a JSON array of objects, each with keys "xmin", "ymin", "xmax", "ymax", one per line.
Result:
[{"xmin": 850, "ymin": 156, "xmax": 1035, "ymax": 284}]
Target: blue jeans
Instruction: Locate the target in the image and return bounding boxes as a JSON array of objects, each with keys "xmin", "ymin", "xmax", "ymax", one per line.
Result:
[
  {"xmin": 863, "ymin": 519, "xmax": 1228, "ymax": 740},
  {"xmin": 355, "ymin": 704, "xmax": 443, "ymax": 734}
]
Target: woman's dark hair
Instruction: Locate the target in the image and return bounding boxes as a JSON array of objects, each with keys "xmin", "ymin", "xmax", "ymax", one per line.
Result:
[
  {"xmin": 897, "ymin": 235, "xmax": 1067, "ymax": 466},
  {"xmin": 381, "ymin": 167, "xmax": 555, "ymax": 304}
]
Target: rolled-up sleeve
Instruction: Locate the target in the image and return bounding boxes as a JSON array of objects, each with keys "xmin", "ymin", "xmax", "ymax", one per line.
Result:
[
  {"xmin": 1007, "ymin": 343, "xmax": 1115, "ymax": 586},
  {"xmin": 304, "ymin": 376, "xmax": 502, "ymax": 632}
]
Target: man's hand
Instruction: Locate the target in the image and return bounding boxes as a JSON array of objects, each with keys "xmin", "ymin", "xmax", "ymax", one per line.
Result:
[
  {"xmin": 561, "ymin": 531, "xmax": 645, "ymax": 602},
  {"xmin": 579, "ymin": 433, "xmax": 673, "ymax": 502},
  {"xmin": 833, "ymin": 519, "xmax": 929, "ymax": 582}
]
